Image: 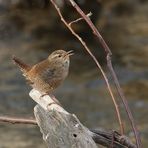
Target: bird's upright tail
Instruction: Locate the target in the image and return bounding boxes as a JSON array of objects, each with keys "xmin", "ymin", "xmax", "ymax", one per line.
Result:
[{"xmin": 12, "ymin": 56, "xmax": 31, "ymax": 73}]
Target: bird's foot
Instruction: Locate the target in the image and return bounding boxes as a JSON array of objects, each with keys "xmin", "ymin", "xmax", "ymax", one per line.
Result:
[{"xmin": 39, "ymin": 93, "xmax": 48, "ymax": 99}]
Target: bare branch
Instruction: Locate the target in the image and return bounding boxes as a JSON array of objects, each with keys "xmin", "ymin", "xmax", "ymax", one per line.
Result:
[
  {"xmin": 0, "ymin": 116, "xmax": 37, "ymax": 125},
  {"xmin": 50, "ymin": 0, "xmax": 123, "ymax": 136},
  {"xmin": 65, "ymin": 0, "xmax": 141, "ymax": 147}
]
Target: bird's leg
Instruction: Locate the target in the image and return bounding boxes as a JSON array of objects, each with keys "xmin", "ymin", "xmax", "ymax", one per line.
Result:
[
  {"xmin": 49, "ymin": 94, "xmax": 62, "ymax": 107},
  {"xmin": 40, "ymin": 93, "xmax": 62, "ymax": 106}
]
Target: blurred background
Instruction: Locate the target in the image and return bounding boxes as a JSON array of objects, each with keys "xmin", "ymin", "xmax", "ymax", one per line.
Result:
[{"xmin": 0, "ymin": 0, "xmax": 147, "ymax": 147}]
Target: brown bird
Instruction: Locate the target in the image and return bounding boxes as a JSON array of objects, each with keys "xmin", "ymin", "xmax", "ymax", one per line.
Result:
[{"xmin": 12, "ymin": 50, "xmax": 73, "ymax": 96}]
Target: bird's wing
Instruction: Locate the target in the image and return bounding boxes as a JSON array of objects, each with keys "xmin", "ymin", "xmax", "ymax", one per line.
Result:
[{"xmin": 26, "ymin": 60, "xmax": 56, "ymax": 85}]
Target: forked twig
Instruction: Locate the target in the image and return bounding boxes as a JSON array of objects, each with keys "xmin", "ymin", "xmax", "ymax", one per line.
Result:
[
  {"xmin": 69, "ymin": 12, "xmax": 92, "ymax": 26},
  {"xmin": 50, "ymin": 0, "xmax": 124, "ymax": 135},
  {"xmin": 65, "ymin": 0, "xmax": 141, "ymax": 147}
]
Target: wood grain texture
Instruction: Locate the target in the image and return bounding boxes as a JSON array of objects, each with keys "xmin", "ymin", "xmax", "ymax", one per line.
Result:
[{"xmin": 34, "ymin": 105, "xmax": 97, "ymax": 148}]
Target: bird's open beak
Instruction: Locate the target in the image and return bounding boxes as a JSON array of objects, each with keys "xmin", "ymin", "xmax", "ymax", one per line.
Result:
[{"xmin": 66, "ymin": 50, "xmax": 74, "ymax": 56}]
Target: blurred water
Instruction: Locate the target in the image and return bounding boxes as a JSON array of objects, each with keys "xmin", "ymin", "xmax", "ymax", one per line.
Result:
[{"xmin": 0, "ymin": 2, "xmax": 148, "ymax": 147}]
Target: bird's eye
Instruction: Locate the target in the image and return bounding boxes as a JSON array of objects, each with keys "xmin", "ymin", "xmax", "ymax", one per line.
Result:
[{"xmin": 58, "ymin": 54, "xmax": 61, "ymax": 58}]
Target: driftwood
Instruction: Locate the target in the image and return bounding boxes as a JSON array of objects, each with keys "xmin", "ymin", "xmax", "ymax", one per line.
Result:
[
  {"xmin": 30, "ymin": 89, "xmax": 97, "ymax": 148},
  {"xmin": 29, "ymin": 89, "xmax": 136, "ymax": 148},
  {"xmin": 34, "ymin": 105, "xmax": 98, "ymax": 148}
]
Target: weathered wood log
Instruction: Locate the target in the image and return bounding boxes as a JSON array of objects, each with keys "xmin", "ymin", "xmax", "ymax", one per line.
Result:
[
  {"xmin": 30, "ymin": 89, "xmax": 97, "ymax": 148},
  {"xmin": 34, "ymin": 105, "xmax": 98, "ymax": 148},
  {"xmin": 29, "ymin": 89, "xmax": 136, "ymax": 148}
]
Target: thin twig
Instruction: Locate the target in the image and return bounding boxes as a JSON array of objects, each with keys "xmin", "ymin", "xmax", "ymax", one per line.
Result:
[
  {"xmin": 66, "ymin": 0, "xmax": 141, "ymax": 147},
  {"xmin": 50, "ymin": 0, "xmax": 123, "ymax": 135},
  {"xmin": 69, "ymin": 12, "xmax": 92, "ymax": 26},
  {"xmin": 110, "ymin": 131, "xmax": 115, "ymax": 148},
  {"xmin": 0, "ymin": 116, "xmax": 37, "ymax": 125}
]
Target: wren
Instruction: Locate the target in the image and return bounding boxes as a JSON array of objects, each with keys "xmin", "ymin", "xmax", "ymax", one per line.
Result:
[{"xmin": 12, "ymin": 50, "xmax": 73, "ymax": 95}]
